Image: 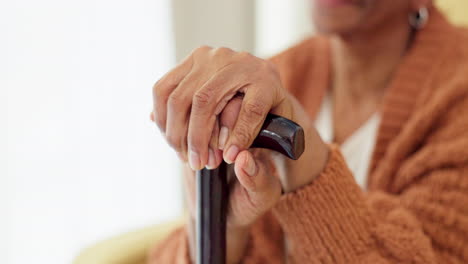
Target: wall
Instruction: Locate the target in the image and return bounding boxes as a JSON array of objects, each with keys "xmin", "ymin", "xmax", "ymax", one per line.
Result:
[
  {"xmin": 171, "ymin": 0, "xmax": 255, "ymax": 61},
  {"xmin": 436, "ymin": 0, "xmax": 468, "ymax": 26},
  {"xmin": 255, "ymin": 0, "xmax": 313, "ymax": 57},
  {"xmin": 1, "ymin": 0, "xmax": 181, "ymax": 263}
]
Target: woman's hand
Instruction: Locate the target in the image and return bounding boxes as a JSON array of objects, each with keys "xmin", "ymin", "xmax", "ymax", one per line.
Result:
[
  {"xmin": 178, "ymin": 97, "xmax": 282, "ymax": 226},
  {"xmin": 152, "ymin": 46, "xmax": 329, "ymax": 262},
  {"xmin": 152, "ymin": 44, "xmax": 330, "ymax": 202},
  {"xmin": 153, "ymin": 45, "xmax": 329, "ymax": 210},
  {"xmin": 152, "ymin": 46, "xmax": 292, "ymax": 170}
]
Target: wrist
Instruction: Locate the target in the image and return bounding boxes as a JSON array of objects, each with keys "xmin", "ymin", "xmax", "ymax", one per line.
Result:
[
  {"xmin": 282, "ymin": 96, "xmax": 330, "ymax": 193},
  {"xmin": 282, "ymin": 130, "xmax": 329, "ymax": 193}
]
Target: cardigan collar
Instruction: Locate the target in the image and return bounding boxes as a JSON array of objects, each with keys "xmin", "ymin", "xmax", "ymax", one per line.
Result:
[{"xmin": 302, "ymin": 8, "xmax": 458, "ymax": 190}]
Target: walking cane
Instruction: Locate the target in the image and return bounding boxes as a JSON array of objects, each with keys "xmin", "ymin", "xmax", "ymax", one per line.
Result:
[{"xmin": 196, "ymin": 113, "xmax": 305, "ymax": 264}]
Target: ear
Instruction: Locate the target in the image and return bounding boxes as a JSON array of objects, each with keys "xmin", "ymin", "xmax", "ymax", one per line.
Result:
[{"xmin": 410, "ymin": 0, "xmax": 432, "ymax": 11}]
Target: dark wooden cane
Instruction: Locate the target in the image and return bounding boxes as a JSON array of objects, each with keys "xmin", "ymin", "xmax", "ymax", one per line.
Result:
[{"xmin": 196, "ymin": 114, "xmax": 305, "ymax": 264}]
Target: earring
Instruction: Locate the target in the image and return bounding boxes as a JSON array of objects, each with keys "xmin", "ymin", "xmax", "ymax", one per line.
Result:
[{"xmin": 409, "ymin": 7, "xmax": 429, "ymax": 30}]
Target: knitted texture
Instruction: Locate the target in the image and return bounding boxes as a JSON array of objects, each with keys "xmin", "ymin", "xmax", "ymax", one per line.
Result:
[{"xmin": 148, "ymin": 8, "xmax": 468, "ymax": 263}]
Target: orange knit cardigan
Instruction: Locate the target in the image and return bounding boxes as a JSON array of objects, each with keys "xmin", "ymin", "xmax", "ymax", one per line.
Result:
[{"xmin": 149, "ymin": 8, "xmax": 468, "ymax": 263}]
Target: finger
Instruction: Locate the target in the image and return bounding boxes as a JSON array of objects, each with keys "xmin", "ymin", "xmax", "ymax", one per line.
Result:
[
  {"xmin": 166, "ymin": 71, "xmax": 208, "ymax": 156},
  {"xmin": 223, "ymin": 86, "xmax": 275, "ymax": 164},
  {"xmin": 187, "ymin": 65, "xmax": 249, "ymax": 170},
  {"xmin": 219, "ymin": 96, "xmax": 243, "ymax": 150},
  {"xmin": 182, "ymin": 164, "xmax": 196, "ymax": 219},
  {"xmin": 206, "ymin": 118, "xmax": 222, "ymax": 169},
  {"xmin": 210, "ymin": 117, "xmax": 220, "ymax": 150},
  {"xmin": 180, "ymin": 122, "xmax": 189, "ymax": 162},
  {"xmin": 188, "ymin": 114, "xmax": 217, "ymax": 171},
  {"xmin": 152, "ymin": 52, "xmax": 194, "ymax": 132},
  {"xmin": 228, "ymin": 150, "xmax": 281, "ymax": 227},
  {"xmin": 233, "ymin": 150, "xmax": 277, "ymax": 193}
]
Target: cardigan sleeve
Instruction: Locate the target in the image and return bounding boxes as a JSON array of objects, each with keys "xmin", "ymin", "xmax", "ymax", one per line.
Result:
[{"xmin": 271, "ymin": 95, "xmax": 468, "ymax": 263}]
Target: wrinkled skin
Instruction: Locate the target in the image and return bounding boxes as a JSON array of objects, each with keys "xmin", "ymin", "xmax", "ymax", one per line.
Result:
[{"xmin": 151, "ymin": 0, "xmax": 432, "ymax": 262}]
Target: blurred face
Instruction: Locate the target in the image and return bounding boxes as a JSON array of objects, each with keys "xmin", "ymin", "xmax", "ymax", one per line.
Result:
[{"xmin": 311, "ymin": 0, "xmax": 416, "ymax": 35}]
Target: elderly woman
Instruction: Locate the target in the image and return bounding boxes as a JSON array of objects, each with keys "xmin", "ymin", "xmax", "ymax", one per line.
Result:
[{"xmin": 150, "ymin": 0, "xmax": 468, "ymax": 263}]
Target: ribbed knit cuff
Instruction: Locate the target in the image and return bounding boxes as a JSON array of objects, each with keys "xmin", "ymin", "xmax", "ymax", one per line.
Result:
[
  {"xmin": 240, "ymin": 212, "xmax": 285, "ymax": 264},
  {"xmin": 272, "ymin": 145, "xmax": 376, "ymax": 263}
]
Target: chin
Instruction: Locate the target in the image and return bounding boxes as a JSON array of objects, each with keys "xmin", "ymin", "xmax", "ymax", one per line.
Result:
[{"xmin": 311, "ymin": 1, "xmax": 369, "ymax": 35}]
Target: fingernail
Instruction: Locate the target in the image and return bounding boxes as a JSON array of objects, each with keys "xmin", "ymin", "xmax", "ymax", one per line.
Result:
[
  {"xmin": 206, "ymin": 149, "xmax": 216, "ymax": 170},
  {"xmin": 224, "ymin": 145, "xmax": 239, "ymax": 164},
  {"xmin": 189, "ymin": 150, "xmax": 200, "ymax": 170},
  {"xmin": 244, "ymin": 154, "xmax": 257, "ymax": 177},
  {"xmin": 218, "ymin": 126, "xmax": 228, "ymax": 150}
]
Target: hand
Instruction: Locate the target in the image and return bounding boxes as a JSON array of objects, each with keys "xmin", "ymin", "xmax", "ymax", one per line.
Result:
[
  {"xmin": 180, "ymin": 97, "xmax": 282, "ymax": 228},
  {"xmin": 152, "ymin": 46, "xmax": 329, "ymax": 262},
  {"xmin": 152, "ymin": 46, "xmax": 292, "ymax": 171},
  {"xmin": 152, "ymin": 45, "xmax": 329, "ymax": 193}
]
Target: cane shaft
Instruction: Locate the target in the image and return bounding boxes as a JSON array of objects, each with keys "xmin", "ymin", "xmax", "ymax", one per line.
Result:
[{"xmin": 196, "ymin": 163, "xmax": 228, "ymax": 264}]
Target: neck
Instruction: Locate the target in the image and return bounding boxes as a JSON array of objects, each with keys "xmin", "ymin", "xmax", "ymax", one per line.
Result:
[{"xmin": 331, "ymin": 17, "xmax": 413, "ymax": 101}]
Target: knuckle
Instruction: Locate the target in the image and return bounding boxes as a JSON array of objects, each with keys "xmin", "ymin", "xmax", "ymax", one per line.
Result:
[
  {"xmin": 165, "ymin": 74, "xmax": 180, "ymax": 87},
  {"xmin": 188, "ymin": 134, "xmax": 204, "ymax": 152},
  {"xmin": 153, "ymin": 80, "xmax": 166, "ymax": 98},
  {"xmin": 213, "ymin": 47, "xmax": 233, "ymax": 56},
  {"xmin": 153, "ymin": 73, "xmax": 177, "ymax": 96},
  {"xmin": 234, "ymin": 51, "xmax": 253, "ymax": 63},
  {"xmin": 234, "ymin": 125, "xmax": 251, "ymax": 145},
  {"xmin": 256, "ymin": 59, "xmax": 272, "ymax": 74},
  {"xmin": 192, "ymin": 45, "xmax": 212, "ymax": 56},
  {"xmin": 154, "ymin": 115, "xmax": 165, "ymax": 130},
  {"xmin": 243, "ymin": 101, "xmax": 267, "ymax": 119},
  {"xmin": 264, "ymin": 60, "xmax": 279, "ymax": 75},
  {"xmin": 212, "ymin": 47, "xmax": 235, "ymax": 66},
  {"xmin": 152, "ymin": 81, "xmax": 159, "ymax": 95},
  {"xmin": 237, "ymin": 51, "xmax": 252, "ymax": 59},
  {"xmin": 166, "ymin": 133, "xmax": 182, "ymax": 151},
  {"xmin": 167, "ymin": 92, "xmax": 186, "ymax": 109},
  {"xmin": 192, "ymin": 90, "xmax": 212, "ymax": 110}
]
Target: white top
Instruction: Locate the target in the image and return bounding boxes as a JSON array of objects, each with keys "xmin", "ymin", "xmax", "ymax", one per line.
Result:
[{"xmin": 314, "ymin": 94, "xmax": 381, "ymax": 189}]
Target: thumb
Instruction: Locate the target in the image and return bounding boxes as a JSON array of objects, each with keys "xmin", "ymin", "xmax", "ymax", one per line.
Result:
[
  {"xmin": 228, "ymin": 150, "xmax": 281, "ymax": 227},
  {"xmin": 233, "ymin": 150, "xmax": 280, "ymax": 194}
]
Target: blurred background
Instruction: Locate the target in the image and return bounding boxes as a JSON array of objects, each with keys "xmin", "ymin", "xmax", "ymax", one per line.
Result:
[{"xmin": 1, "ymin": 0, "xmax": 466, "ymax": 263}]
